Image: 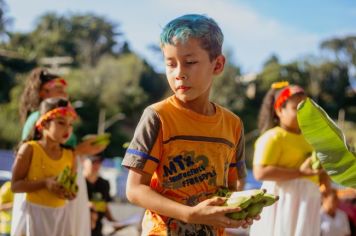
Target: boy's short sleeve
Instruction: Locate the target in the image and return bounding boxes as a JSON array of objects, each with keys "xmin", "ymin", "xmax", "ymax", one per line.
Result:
[
  {"xmin": 122, "ymin": 107, "xmax": 162, "ymax": 174},
  {"xmin": 228, "ymin": 123, "xmax": 247, "ymax": 181}
]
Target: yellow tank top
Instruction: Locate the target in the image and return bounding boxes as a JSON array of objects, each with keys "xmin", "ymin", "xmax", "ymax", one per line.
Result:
[{"xmin": 26, "ymin": 141, "xmax": 74, "ymax": 207}]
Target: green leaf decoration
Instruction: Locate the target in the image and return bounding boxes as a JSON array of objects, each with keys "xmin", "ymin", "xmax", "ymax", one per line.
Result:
[{"xmin": 297, "ymin": 98, "xmax": 356, "ymax": 188}]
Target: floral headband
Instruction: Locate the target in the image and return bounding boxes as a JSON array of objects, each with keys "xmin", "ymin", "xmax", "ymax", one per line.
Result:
[
  {"xmin": 41, "ymin": 78, "xmax": 67, "ymax": 90},
  {"xmin": 35, "ymin": 107, "xmax": 77, "ymax": 131},
  {"xmin": 272, "ymin": 82, "xmax": 305, "ymax": 110},
  {"xmin": 39, "ymin": 78, "xmax": 67, "ymax": 98}
]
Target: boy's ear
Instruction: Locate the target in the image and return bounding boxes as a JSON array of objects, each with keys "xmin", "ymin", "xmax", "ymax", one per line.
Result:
[{"xmin": 213, "ymin": 55, "xmax": 225, "ymax": 74}]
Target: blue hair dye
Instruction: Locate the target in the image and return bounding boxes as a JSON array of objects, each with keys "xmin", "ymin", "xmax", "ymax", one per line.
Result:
[{"xmin": 160, "ymin": 14, "xmax": 224, "ymax": 60}]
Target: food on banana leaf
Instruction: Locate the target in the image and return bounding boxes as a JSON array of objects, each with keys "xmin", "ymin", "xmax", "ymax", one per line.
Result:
[
  {"xmin": 82, "ymin": 133, "xmax": 111, "ymax": 146},
  {"xmin": 215, "ymin": 186, "xmax": 231, "ymax": 197},
  {"xmin": 246, "ymin": 202, "xmax": 265, "ymax": 218},
  {"xmin": 261, "ymin": 193, "xmax": 279, "ymax": 207},
  {"xmin": 57, "ymin": 166, "xmax": 79, "ymax": 196},
  {"xmin": 219, "ymin": 188, "xmax": 278, "ymax": 220},
  {"xmin": 227, "ymin": 210, "xmax": 248, "ymax": 220},
  {"xmin": 311, "ymin": 151, "xmax": 322, "ymax": 170}
]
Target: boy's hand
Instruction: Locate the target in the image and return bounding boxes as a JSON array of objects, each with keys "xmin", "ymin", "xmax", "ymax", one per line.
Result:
[
  {"xmin": 243, "ymin": 215, "xmax": 261, "ymax": 228},
  {"xmin": 186, "ymin": 196, "xmax": 247, "ymax": 228},
  {"xmin": 299, "ymin": 157, "xmax": 320, "ymax": 176}
]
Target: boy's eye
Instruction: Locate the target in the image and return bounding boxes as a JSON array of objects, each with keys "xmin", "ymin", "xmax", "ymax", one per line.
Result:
[
  {"xmin": 186, "ymin": 61, "xmax": 197, "ymax": 65},
  {"xmin": 166, "ymin": 62, "xmax": 175, "ymax": 67}
]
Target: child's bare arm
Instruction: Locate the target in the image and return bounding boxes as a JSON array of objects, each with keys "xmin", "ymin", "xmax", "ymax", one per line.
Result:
[
  {"xmin": 0, "ymin": 202, "xmax": 12, "ymax": 211},
  {"xmin": 126, "ymin": 168, "xmax": 247, "ymax": 228},
  {"xmin": 11, "ymin": 143, "xmax": 46, "ymax": 193},
  {"xmin": 253, "ymin": 165, "xmax": 301, "ymax": 181},
  {"xmin": 253, "ymin": 157, "xmax": 319, "ymax": 182}
]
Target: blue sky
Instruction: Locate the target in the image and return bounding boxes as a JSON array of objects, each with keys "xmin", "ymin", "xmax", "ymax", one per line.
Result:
[{"xmin": 5, "ymin": 0, "xmax": 356, "ymax": 73}]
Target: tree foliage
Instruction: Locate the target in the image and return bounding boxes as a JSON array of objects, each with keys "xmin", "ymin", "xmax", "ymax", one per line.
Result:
[
  {"xmin": 0, "ymin": 0, "xmax": 11, "ymax": 40},
  {"xmin": 211, "ymin": 50, "xmax": 244, "ymax": 111},
  {"xmin": 321, "ymin": 36, "xmax": 356, "ymax": 66},
  {"xmin": 65, "ymin": 54, "xmax": 166, "ymax": 156},
  {"xmin": 4, "ymin": 12, "xmax": 123, "ymax": 66},
  {"xmin": 0, "ymin": 5, "xmax": 355, "ymax": 159}
]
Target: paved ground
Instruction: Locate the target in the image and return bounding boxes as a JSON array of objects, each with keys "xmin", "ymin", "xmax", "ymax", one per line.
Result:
[{"xmin": 102, "ymin": 202, "xmax": 145, "ymax": 236}]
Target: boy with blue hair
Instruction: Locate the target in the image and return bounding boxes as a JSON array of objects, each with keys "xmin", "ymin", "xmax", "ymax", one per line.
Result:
[{"xmin": 123, "ymin": 14, "xmax": 253, "ymax": 235}]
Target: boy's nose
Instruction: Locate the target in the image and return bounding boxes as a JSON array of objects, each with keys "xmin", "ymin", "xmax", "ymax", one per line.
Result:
[{"xmin": 176, "ymin": 75, "xmax": 188, "ymax": 80}]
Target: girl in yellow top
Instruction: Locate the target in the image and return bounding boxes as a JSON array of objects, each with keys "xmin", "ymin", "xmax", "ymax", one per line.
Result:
[
  {"xmin": 249, "ymin": 82, "xmax": 322, "ymax": 236},
  {"xmin": 11, "ymin": 98, "xmax": 77, "ymax": 236}
]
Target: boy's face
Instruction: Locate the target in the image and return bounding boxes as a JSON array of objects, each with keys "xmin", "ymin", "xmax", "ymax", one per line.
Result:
[{"xmin": 162, "ymin": 38, "xmax": 225, "ymax": 103}]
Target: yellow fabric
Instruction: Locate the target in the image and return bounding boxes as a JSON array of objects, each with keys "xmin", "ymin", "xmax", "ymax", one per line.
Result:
[
  {"xmin": 253, "ymin": 126, "xmax": 318, "ymax": 184},
  {"xmin": 124, "ymin": 96, "xmax": 245, "ymax": 236},
  {"xmin": 26, "ymin": 141, "xmax": 74, "ymax": 207},
  {"xmin": 0, "ymin": 181, "xmax": 13, "ymax": 234}
]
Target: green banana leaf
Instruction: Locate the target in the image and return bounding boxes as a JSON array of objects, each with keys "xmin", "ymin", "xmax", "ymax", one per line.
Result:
[{"xmin": 297, "ymin": 98, "xmax": 356, "ymax": 188}]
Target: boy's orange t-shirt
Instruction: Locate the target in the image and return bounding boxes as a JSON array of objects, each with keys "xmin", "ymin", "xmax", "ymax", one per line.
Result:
[{"xmin": 122, "ymin": 96, "xmax": 246, "ymax": 235}]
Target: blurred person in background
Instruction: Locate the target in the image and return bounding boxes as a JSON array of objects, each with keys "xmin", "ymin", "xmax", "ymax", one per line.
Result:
[
  {"xmin": 250, "ymin": 82, "xmax": 322, "ymax": 236},
  {"xmin": 83, "ymin": 155, "xmax": 121, "ymax": 236},
  {"xmin": 11, "ymin": 98, "xmax": 77, "ymax": 235},
  {"xmin": 13, "ymin": 67, "xmax": 105, "ymax": 236},
  {"xmin": 320, "ymin": 188, "xmax": 351, "ymax": 236},
  {"xmin": 337, "ymin": 188, "xmax": 356, "ymax": 235},
  {"xmin": 0, "ymin": 181, "xmax": 13, "ymax": 236}
]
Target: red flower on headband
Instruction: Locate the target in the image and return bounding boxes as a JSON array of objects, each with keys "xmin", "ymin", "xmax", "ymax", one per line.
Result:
[
  {"xmin": 42, "ymin": 78, "xmax": 67, "ymax": 89},
  {"xmin": 274, "ymin": 86, "xmax": 304, "ymax": 110},
  {"xmin": 35, "ymin": 107, "xmax": 77, "ymax": 131}
]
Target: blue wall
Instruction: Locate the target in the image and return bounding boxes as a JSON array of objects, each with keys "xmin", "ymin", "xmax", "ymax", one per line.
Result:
[{"xmin": 0, "ymin": 150, "xmax": 14, "ymax": 171}]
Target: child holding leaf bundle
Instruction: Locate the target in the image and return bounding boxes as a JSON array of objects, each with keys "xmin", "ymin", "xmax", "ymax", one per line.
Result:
[
  {"xmin": 11, "ymin": 98, "xmax": 78, "ymax": 236},
  {"xmin": 14, "ymin": 67, "xmax": 105, "ymax": 236},
  {"xmin": 122, "ymin": 14, "xmax": 257, "ymax": 235},
  {"xmin": 250, "ymin": 82, "xmax": 322, "ymax": 236}
]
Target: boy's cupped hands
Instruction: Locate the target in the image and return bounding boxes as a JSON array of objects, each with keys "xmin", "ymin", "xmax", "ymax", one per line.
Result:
[{"xmin": 185, "ymin": 196, "xmax": 259, "ymax": 228}]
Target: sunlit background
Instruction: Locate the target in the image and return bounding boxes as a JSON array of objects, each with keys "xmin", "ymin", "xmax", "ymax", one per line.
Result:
[{"xmin": 1, "ymin": 1, "xmax": 356, "ymax": 234}]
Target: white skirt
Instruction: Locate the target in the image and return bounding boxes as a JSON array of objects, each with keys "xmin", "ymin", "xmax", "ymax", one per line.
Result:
[
  {"xmin": 11, "ymin": 193, "xmax": 25, "ymax": 236},
  {"xmin": 67, "ymin": 158, "xmax": 91, "ymax": 236},
  {"xmin": 11, "ymin": 159, "xmax": 90, "ymax": 236},
  {"xmin": 249, "ymin": 178, "xmax": 321, "ymax": 236},
  {"xmin": 12, "ymin": 201, "xmax": 71, "ymax": 236}
]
